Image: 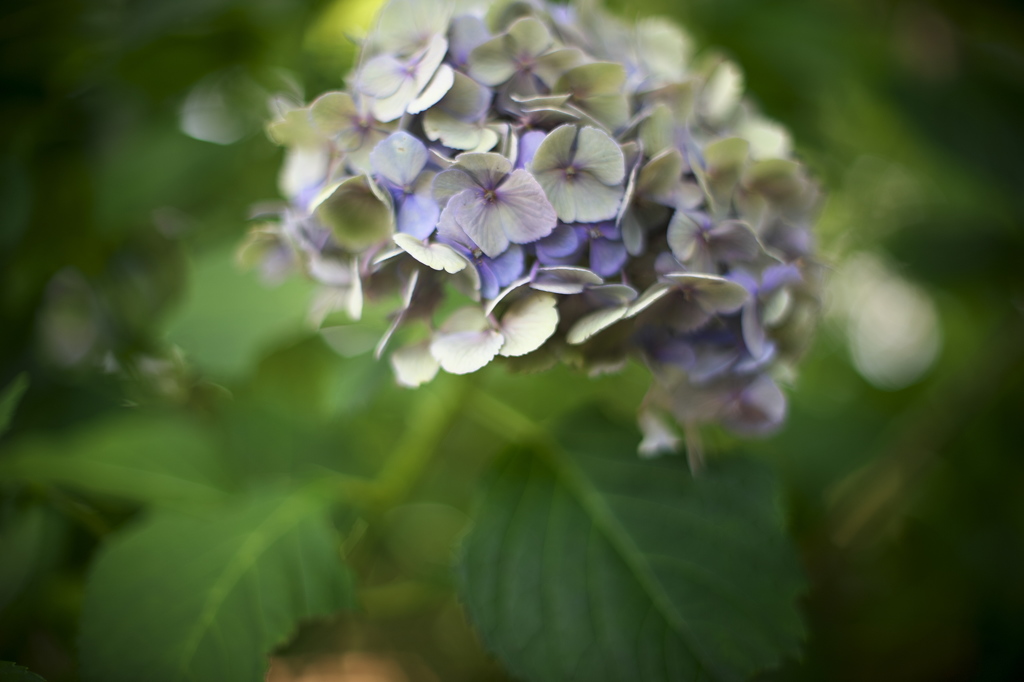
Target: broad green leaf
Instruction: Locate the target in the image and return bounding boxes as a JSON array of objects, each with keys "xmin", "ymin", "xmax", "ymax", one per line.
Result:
[
  {"xmin": 458, "ymin": 415, "xmax": 805, "ymax": 682},
  {"xmin": 0, "ymin": 661, "xmax": 47, "ymax": 682},
  {"xmin": 164, "ymin": 246, "xmax": 316, "ymax": 379},
  {"xmin": 79, "ymin": 489, "xmax": 356, "ymax": 682},
  {"xmin": 0, "ymin": 373, "xmax": 28, "ymax": 439},
  {"xmin": 0, "ymin": 414, "xmax": 228, "ymax": 508},
  {"xmin": 0, "ymin": 505, "xmax": 60, "ymax": 612}
]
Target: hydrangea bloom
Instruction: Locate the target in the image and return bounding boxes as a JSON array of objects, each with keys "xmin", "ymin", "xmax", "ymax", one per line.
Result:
[{"xmin": 247, "ymin": 0, "xmax": 823, "ymax": 451}]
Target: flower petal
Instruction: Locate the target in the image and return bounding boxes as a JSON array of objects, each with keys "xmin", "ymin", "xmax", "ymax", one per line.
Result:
[
  {"xmin": 313, "ymin": 175, "xmax": 394, "ymax": 251},
  {"xmin": 371, "ymin": 131, "xmax": 429, "ymax": 188},
  {"xmin": 531, "ymin": 266, "xmax": 603, "ymax": 294},
  {"xmin": 430, "ymin": 329, "xmax": 504, "ymax": 374},
  {"xmin": 393, "ymin": 233, "xmax": 469, "ymax": 273},
  {"xmin": 574, "ymin": 126, "xmax": 625, "ymax": 185},
  {"xmin": 567, "ymin": 305, "xmax": 629, "ymax": 344},
  {"xmin": 391, "ymin": 341, "xmax": 441, "ymax": 387},
  {"xmin": 499, "ymin": 292, "xmax": 559, "ymax": 357}
]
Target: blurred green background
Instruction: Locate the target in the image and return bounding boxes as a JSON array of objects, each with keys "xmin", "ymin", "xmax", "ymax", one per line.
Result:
[{"xmin": 1, "ymin": 0, "xmax": 1023, "ymax": 680}]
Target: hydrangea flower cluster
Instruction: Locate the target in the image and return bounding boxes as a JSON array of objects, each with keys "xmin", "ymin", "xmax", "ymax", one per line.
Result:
[{"xmin": 243, "ymin": 0, "xmax": 822, "ymax": 450}]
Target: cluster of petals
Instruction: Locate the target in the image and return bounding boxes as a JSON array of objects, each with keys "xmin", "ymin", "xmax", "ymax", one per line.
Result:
[{"xmin": 245, "ymin": 0, "xmax": 823, "ymax": 449}]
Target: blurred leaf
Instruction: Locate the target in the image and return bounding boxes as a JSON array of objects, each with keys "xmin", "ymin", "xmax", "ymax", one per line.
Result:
[
  {"xmin": 0, "ymin": 414, "xmax": 228, "ymax": 508},
  {"xmin": 458, "ymin": 412, "xmax": 804, "ymax": 682},
  {"xmin": 0, "ymin": 661, "xmax": 47, "ymax": 682},
  {"xmin": 163, "ymin": 247, "xmax": 316, "ymax": 379},
  {"xmin": 79, "ymin": 488, "xmax": 356, "ymax": 682},
  {"xmin": 0, "ymin": 505, "xmax": 59, "ymax": 612},
  {"xmin": 0, "ymin": 373, "xmax": 28, "ymax": 439}
]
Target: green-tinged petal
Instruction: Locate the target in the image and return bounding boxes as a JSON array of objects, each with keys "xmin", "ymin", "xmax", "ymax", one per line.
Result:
[
  {"xmin": 701, "ymin": 59, "xmax": 743, "ymax": 123},
  {"xmin": 375, "ymin": 0, "xmax": 453, "ymax": 53},
  {"xmin": 589, "ymin": 283, "xmax": 638, "ymax": 305},
  {"xmin": 424, "ymin": 110, "xmax": 484, "ymax": 150},
  {"xmin": 371, "ymin": 131, "xmax": 428, "ymax": 187},
  {"xmin": 579, "ymin": 92, "xmax": 630, "ymax": 130},
  {"xmin": 390, "ymin": 341, "xmax": 441, "ymax": 387},
  {"xmin": 639, "ymin": 102, "xmax": 674, "ymax": 156},
  {"xmin": 314, "ymin": 176, "xmax": 394, "ymax": 252},
  {"xmin": 636, "ymin": 18, "xmax": 691, "ymax": 82},
  {"xmin": 625, "ymin": 282, "xmax": 672, "ymax": 317},
  {"xmin": 666, "ymin": 210, "xmax": 702, "ymax": 263},
  {"xmin": 414, "ymin": 34, "xmax": 451, "ymax": 90},
  {"xmin": 359, "ymin": 55, "xmax": 409, "ymax": 98},
  {"xmin": 441, "ymin": 305, "xmax": 489, "ymax": 333},
  {"xmin": 638, "ymin": 148, "xmax": 684, "ymax": 204},
  {"xmin": 437, "ymin": 70, "xmax": 492, "ymax": 119},
  {"xmin": 433, "ymin": 167, "xmax": 482, "ymax": 203},
  {"xmin": 528, "ymin": 123, "xmax": 576, "ymax": 174},
  {"xmin": 567, "ymin": 305, "xmax": 628, "ymax": 344},
  {"xmin": 742, "ymin": 159, "xmax": 806, "ymax": 205},
  {"xmin": 664, "ymin": 273, "xmax": 750, "ymax": 313},
  {"xmin": 266, "ymin": 107, "xmax": 320, "ymax": 147},
  {"xmin": 467, "ymin": 34, "xmax": 517, "ymax": 86},
  {"xmin": 408, "ymin": 63, "xmax": 455, "ymax": 114},
  {"xmin": 430, "ymin": 328, "xmax": 504, "ymax": 374},
  {"xmin": 556, "ymin": 62, "xmax": 627, "ymax": 97},
  {"xmin": 309, "ymin": 91, "xmax": 356, "ymax": 136},
  {"xmin": 393, "ymin": 233, "xmax": 468, "ymax": 273},
  {"xmin": 498, "ymin": 292, "xmax": 558, "ymax": 356},
  {"xmin": 536, "ymin": 169, "xmax": 623, "ymax": 223},
  {"xmin": 533, "ymin": 47, "xmax": 586, "ymax": 87},
  {"xmin": 574, "ymin": 126, "xmax": 625, "ymax": 185},
  {"xmin": 711, "ymin": 220, "xmax": 762, "ymax": 262},
  {"xmin": 371, "ymin": 79, "xmax": 418, "ymax": 122},
  {"xmin": 704, "ymin": 136, "xmax": 749, "ymax": 202},
  {"xmin": 453, "ymin": 152, "xmax": 512, "ymax": 188},
  {"xmin": 738, "ymin": 116, "xmax": 792, "ymax": 160},
  {"xmin": 531, "ymin": 266, "xmax": 603, "ymax": 294},
  {"xmin": 507, "ymin": 16, "xmax": 552, "ymax": 55}
]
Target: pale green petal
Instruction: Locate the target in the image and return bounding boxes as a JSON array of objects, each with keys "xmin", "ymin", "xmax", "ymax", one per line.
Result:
[
  {"xmin": 528, "ymin": 123, "xmax": 576, "ymax": 174},
  {"xmin": 556, "ymin": 62, "xmax": 627, "ymax": 96},
  {"xmin": 638, "ymin": 103, "xmax": 674, "ymax": 156},
  {"xmin": 637, "ymin": 149, "xmax": 684, "ymax": 204},
  {"xmin": 438, "ymin": 70, "xmax": 492, "ymax": 119},
  {"xmin": 701, "ymin": 59, "xmax": 743, "ymax": 123},
  {"xmin": 636, "ymin": 18, "xmax": 691, "ymax": 82},
  {"xmin": 498, "ymin": 292, "xmax": 558, "ymax": 357},
  {"xmin": 309, "ymin": 91, "xmax": 356, "ymax": 136},
  {"xmin": 566, "ymin": 305, "xmax": 628, "ymax": 344},
  {"xmin": 466, "ymin": 34, "xmax": 517, "ymax": 86},
  {"xmin": 390, "ymin": 341, "xmax": 441, "ymax": 387},
  {"xmin": 314, "ymin": 175, "xmax": 394, "ymax": 252},
  {"xmin": 574, "ymin": 126, "xmax": 625, "ymax": 185},
  {"xmin": 578, "ymin": 92, "xmax": 630, "ymax": 130},
  {"xmin": 433, "ymin": 167, "xmax": 481, "ymax": 203},
  {"xmin": 393, "ymin": 234, "xmax": 469, "ymax": 273},
  {"xmin": 625, "ymin": 282, "xmax": 672, "ymax": 317},
  {"xmin": 508, "ymin": 16, "xmax": 552, "ymax": 55},
  {"xmin": 371, "ymin": 79, "xmax": 418, "ymax": 122},
  {"xmin": 535, "ymin": 169, "xmax": 623, "ymax": 222},
  {"xmin": 452, "ymin": 152, "xmax": 512, "ymax": 187},
  {"xmin": 359, "ymin": 55, "xmax": 409, "ymax": 98},
  {"xmin": 663, "ymin": 273, "xmax": 750, "ymax": 313},
  {"xmin": 533, "ymin": 47, "xmax": 586, "ymax": 87},
  {"xmin": 408, "ymin": 64, "xmax": 455, "ymax": 114},
  {"xmin": 424, "ymin": 109, "xmax": 486, "ymax": 150},
  {"xmin": 531, "ymin": 266, "xmax": 603, "ymax": 294},
  {"xmin": 430, "ymin": 328, "xmax": 504, "ymax": 374},
  {"xmin": 375, "ymin": 0, "xmax": 453, "ymax": 54},
  {"xmin": 666, "ymin": 210, "xmax": 702, "ymax": 263}
]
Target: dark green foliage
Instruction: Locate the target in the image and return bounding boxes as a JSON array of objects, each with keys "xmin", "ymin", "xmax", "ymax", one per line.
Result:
[
  {"xmin": 0, "ymin": 661, "xmax": 47, "ymax": 682},
  {"xmin": 459, "ymin": 414, "xmax": 804, "ymax": 681},
  {"xmin": 78, "ymin": 489, "xmax": 356, "ymax": 682}
]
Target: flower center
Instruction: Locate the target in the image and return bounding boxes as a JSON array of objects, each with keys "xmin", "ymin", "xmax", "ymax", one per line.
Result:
[{"xmin": 483, "ymin": 189, "xmax": 497, "ymax": 203}]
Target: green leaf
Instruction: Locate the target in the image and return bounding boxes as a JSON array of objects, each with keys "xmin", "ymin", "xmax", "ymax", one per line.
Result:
[
  {"xmin": 80, "ymin": 489, "xmax": 356, "ymax": 682},
  {"xmin": 458, "ymin": 414, "xmax": 805, "ymax": 682},
  {"xmin": 164, "ymin": 246, "xmax": 316, "ymax": 379},
  {"xmin": 0, "ymin": 505, "xmax": 60, "ymax": 612},
  {"xmin": 0, "ymin": 414, "xmax": 228, "ymax": 508},
  {"xmin": 0, "ymin": 373, "xmax": 28, "ymax": 439},
  {"xmin": 0, "ymin": 661, "xmax": 47, "ymax": 682}
]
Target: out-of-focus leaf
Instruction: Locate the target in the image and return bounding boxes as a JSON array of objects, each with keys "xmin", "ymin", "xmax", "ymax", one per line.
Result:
[
  {"xmin": 163, "ymin": 247, "xmax": 316, "ymax": 379},
  {"xmin": 0, "ymin": 506, "xmax": 59, "ymax": 612},
  {"xmin": 79, "ymin": 489, "xmax": 356, "ymax": 682},
  {"xmin": 458, "ymin": 412, "xmax": 805, "ymax": 682},
  {"xmin": 0, "ymin": 373, "xmax": 28, "ymax": 439},
  {"xmin": 0, "ymin": 661, "xmax": 47, "ymax": 682},
  {"xmin": 0, "ymin": 414, "xmax": 228, "ymax": 508}
]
